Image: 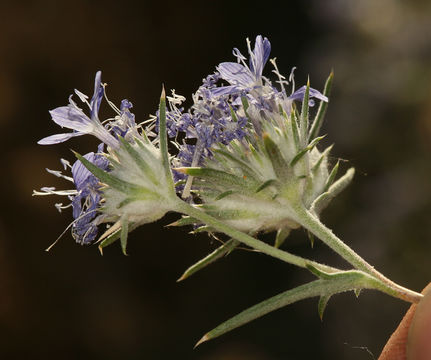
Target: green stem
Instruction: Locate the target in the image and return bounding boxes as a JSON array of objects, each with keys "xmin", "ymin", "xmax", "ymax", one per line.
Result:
[
  {"xmin": 294, "ymin": 206, "xmax": 423, "ymax": 303},
  {"xmin": 174, "ymin": 200, "xmax": 339, "ymax": 274}
]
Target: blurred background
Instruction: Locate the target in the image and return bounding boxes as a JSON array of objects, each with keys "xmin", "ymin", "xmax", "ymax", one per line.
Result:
[{"xmin": 1, "ymin": 0, "xmax": 431, "ymax": 359}]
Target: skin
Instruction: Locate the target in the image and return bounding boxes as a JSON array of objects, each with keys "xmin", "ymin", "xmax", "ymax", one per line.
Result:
[{"xmin": 379, "ymin": 283, "xmax": 431, "ymax": 360}]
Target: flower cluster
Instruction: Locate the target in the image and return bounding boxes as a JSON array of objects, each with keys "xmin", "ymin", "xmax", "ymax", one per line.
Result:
[
  {"xmin": 35, "ymin": 35, "xmax": 425, "ymax": 348},
  {"xmin": 34, "ymin": 72, "xmax": 176, "ymax": 249},
  {"xmin": 35, "ymin": 35, "xmax": 348, "ymax": 251}
]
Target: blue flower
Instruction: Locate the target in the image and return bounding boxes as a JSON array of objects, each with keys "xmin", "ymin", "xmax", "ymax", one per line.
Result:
[
  {"xmin": 214, "ymin": 35, "xmax": 271, "ymax": 95},
  {"xmin": 38, "ymin": 71, "xmax": 119, "ymax": 149},
  {"xmin": 70, "ymin": 143, "xmax": 109, "ymax": 244}
]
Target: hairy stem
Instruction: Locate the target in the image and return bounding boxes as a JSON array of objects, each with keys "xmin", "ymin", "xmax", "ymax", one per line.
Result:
[
  {"xmin": 294, "ymin": 206, "xmax": 423, "ymax": 303},
  {"xmin": 174, "ymin": 200, "xmax": 339, "ymax": 274}
]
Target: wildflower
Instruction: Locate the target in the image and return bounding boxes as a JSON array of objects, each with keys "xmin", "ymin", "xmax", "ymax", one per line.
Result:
[
  {"xmin": 173, "ymin": 36, "xmax": 353, "ymax": 246},
  {"xmin": 33, "ymin": 144, "xmax": 109, "ymax": 245},
  {"xmin": 38, "ymin": 71, "xmax": 119, "ymax": 149}
]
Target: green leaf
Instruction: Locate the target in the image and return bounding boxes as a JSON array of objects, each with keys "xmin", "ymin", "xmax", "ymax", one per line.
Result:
[
  {"xmin": 290, "ymin": 107, "xmax": 301, "ymax": 150},
  {"xmin": 213, "ymin": 148, "xmax": 257, "ymax": 179},
  {"xmin": 177, "ymin": 239, "xmax": 239, "ymax": 282},
  {"xmin": 241, "ymin": 96, "xmax": 249, "ymax": 113},
  {"xmin": 274, "ymin": 228, "xmax": 291, "ymax": 248},
  {"xmin": 98, "ymin": 228, "xmax": 122, "ymax": 253},
  {"xmin": 166, "ymin": 216, "xmax": 199, "ymax": 227},
  {"xmin": 311, "ymin": 168, "xmax": 355, "ymax": 215},
  {"xmin": 290, "ymin": 136, "xmax": 326, "ymax": 167},
  {"xmin": 309, "ymin": 71, "xmax": 334, "ymax": 141},
  {"xmin": 215, "ymin": 190, "xmax": 235, "ymax": 200},
  {"xmin": 175, "ymin": 167, "xmax": 255, "ymax": 190},
  {"xmin": 300, "ymin": 79, "xmax": 310, "ymax": 143},
  {"xmin": 263, "ymin": 133, "xmax": 290, "ymax": 179},
  {"xmin": 195, "ymin": 270, "xmax": 377, "ymax": 347},
  {"xmin": 311, "ymin": 145, "xmax": 333, "ymax": 173},
  {"xmin": 158, "ymin": 86, "xmax": 171, "ymax": 181},
  {"xmin": 120, "ymin": 217, "xmax": 129, "ymax": 256},
  {"xmin": 324, "ymin": 160, "xmax": 339, "ymax": 192},
  {"xmin": 318, "ymin": 295, "xmax": 331, "ymax": 321},
  {"xmin": 255, "ymin": 179, "xmax": 277, "ymax": 193},
  {"xmin": 307, "ymin": 230, "xmax": 315, "ymax": 248},
  {"xmin": 73, "ymin": 151, "xmax": 144, "ymax": 195},
  {"xmin": 117, "ymin": 137, "xmax": 157, "ymax": 184}
]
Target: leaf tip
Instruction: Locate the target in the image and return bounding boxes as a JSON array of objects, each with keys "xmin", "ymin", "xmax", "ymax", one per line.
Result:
[
  {"xmin": 194, "ymin": 334, "xmax": 210, "ymax": 349},
  {"xmin": 161, "ymin": 84, "xmax": 166, "ymax": 100}
]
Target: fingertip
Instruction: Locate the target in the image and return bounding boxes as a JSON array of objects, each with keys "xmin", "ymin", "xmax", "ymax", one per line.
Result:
[{"xmin": 407, "ymin": 283, "xmax": 431, "ymax": 360}]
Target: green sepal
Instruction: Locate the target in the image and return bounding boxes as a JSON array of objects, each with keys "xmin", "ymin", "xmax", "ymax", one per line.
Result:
[
  {"xmin": 309, "ymin": 71, "xmax": 333, "ymax": 141},
  {"xmin": 255, "ymin": 179, "xmax": 277, "ymax": 193},
  {"xmin": 310, "ymin": 167, "xmax": 355, "ymax": 215},
  {"xmin": 311, "ymin": 145, "xmax": 333, "ymax": 173},
  {"xmin": 290, "ymin": 108, "xmax": 301, "ymax": 150},
  {"xmin": 177, "ymin": 239, "xmax": 239, "ymax": 282},
  {"xmin": 354, "ymin": 288, "xmax": 361, "ymax": 298},
  {"xmin": 73, "ymin": 151, "xmax": 143, "ymax": 195},
  {"xmin": 290, "ymin": 135, "xmax": 326, "ymax": 167},
  {"xmin": 324, "ymin": 160, "xmax": 339, "ymax": 192},
  {"xmin": 190, "ymin": 225, "xmax": 216, "ymax": 234},
  {"xmin": 213, "ymin": 148, "xmax": 257, "ymax": 179},
  {"xmin": 166, "ymin": 216, "xmax": 199, "ymax": 227},
  {"xmin": 176, "ymin": 167, "xmax": 256, "ymax": 190},
  {"xmin": 241, "ymin": 96, "xmax": 249, "ymax": 113},
  {"xmin": 307, "ymin": 230, "xmax": 315, "ymax": 248},
  {"xmin": 120, "ymin": 217, "xmax": 129, "ymax": 256},
  {"xmin": 117, "ymin": 136, "xmax": 157, "ymax": 184},
  {"xmin": 274, "ymin": 228, "xmax": 291, "ymax": 248},
  {"xmin": 201, "ymin": 206, "xmax": 259, "ymax": 220},
  {"xmin": 263, "ymin": 133, "xmax": 290, "ymax": 179},
  {"xmin": 215, "ymin": 190, "xmax": 235, "ymax": 201},
  {"xmin": 318, "ymin": 295, "xmax": 331, "ymax": 321},
  {"xmin": 300, "ymin": 78, "xmax": 310, "ymax": 142},
  {"xmin": 98, "ymin": 228, "xmax": 121, "ymax": 253},
  {"xmin": 158, "ymin": 86, "xmax": 172, "ymax": 182}
]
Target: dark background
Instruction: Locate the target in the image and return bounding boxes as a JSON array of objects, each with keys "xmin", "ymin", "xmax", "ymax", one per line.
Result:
[{"xmin": 2, "ymin": 0, "xmax": 431, "ymax": 359}]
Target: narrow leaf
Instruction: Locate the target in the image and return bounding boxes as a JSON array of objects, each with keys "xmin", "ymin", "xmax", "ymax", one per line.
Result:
[
  {"xmin": 324, "ymin": 160, "xmax": 339, "ymax": 192},
  {"xmin": 166, "ymin": 216, "xmax": 199, "ymax": 227},
  {"xmin": 120, "ymin": 217, "xmax": 129, "ymax": 256},
  {"xmin": 307, "ymin": 230, "xmax": 315, "ymax": 248},
  {"xmin": 215, "ymin": 190, "xmax": 235, "ymax": 200},
  {"xmin": 290, "ymin": 108, "xmax": 300, "ymax": 150},
  {"xmin": 274, "ymin": 228, "xmax": 291, "ymax": 248},
  {"xmin": 177, "ymin": 239, "xmax": 239, "ymax": 282},
  {"xmin": 255, "ymin": 179, "xmax": 277, "ymax": 193},
  {"xmin": 213, "ymin": 148, "xmax": 257, "ymax": 179},
  {"xmin": 290, "ymin": 136, "xmax": 326, "ymax": 167},
  {"xmin": 318, "ymin": 295, "xmax": 331, "ymax": 321},
  {"xmin": 175, "ymin": 167, "xmax": 255, "ymax": 190},
  {"xmin": 310, "ymin": 168, "xmax": 355, "ymax": 215},
  {"xmin": 309, "ymin": 71, "xmax": 334, "ymax": 140},
  {"xmin": 263, "ymin": 133, "xmax": 290, "ymax": 179},
  {"xmin": 73, "ymin": 151, "xmax": 142, "ymax": 195},
  {"xmin": 300, "ymin": 78, "xmax": 310, "ymax": 143},
  {"xmin": 118, "ymin": 136, "xmax": 157, "ymax": 184}
]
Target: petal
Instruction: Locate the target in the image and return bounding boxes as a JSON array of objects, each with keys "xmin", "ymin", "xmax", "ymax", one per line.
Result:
[
  {"xmin": 209, "ymin": 85, "xmax": 241, "ymax": 97},
  {"xmin": 249, "ymin": 35, "xmax": 271, "ymax": 78},
  {"xmin": 289, "ymin": 86, "xmax": 329, "ymax": 103},
  {"xmin": 49, "ymin": 106, "xmax": 93, "ymax": 132},
  {"xmin": 90, "ymin": 71, "xmax": 104, "ymax": 119},
  {"xmin": 38, "ymin": 132, "xmax": 83, "ymax": 145},
  {"xmin": 217, "ymin": 62, "xmax": 254, "ymax": 87}
]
